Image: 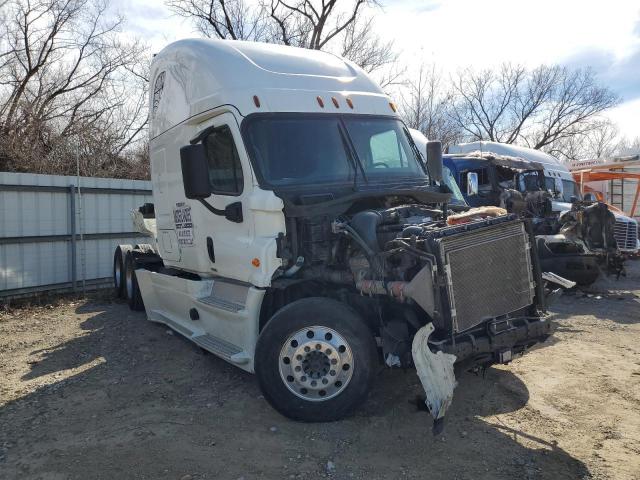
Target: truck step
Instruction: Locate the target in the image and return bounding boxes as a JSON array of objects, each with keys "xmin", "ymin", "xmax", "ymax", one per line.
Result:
[
  {"xmin": 161, "ymin": 316, "xmax": 194, "ymax": 338},
  {"xmin": 198, "ymin": 295, "xmax": 245, "ymax": 313},
  {"xmin": 192, "ymin": 333, "xmax": 248, "ymax": 364}
]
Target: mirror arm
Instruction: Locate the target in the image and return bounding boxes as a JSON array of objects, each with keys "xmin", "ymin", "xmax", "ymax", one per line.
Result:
[
  {"xmin": 198, "ymin": 199, "xmax": 243, "ymax": 223},
  {"xmin": 199, "ymin": 198, "xmax": 226, "ymax": 216}
]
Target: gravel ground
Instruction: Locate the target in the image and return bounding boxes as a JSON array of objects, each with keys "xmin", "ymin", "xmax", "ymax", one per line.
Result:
[{"xmin": 1, "ymin": 262, "xmax": 639, "ymax": 480}]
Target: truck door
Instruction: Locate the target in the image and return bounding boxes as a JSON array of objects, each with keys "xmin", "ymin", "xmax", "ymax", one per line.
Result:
[
  {"xmin": 460, "ymin": 166, "xmax": 494, "ymax": 207},
  {"xmin": 188, "ymin": 112, "xmax": 256, "ymax": 283}
]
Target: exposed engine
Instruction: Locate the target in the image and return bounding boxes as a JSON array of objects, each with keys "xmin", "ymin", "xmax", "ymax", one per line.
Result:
[{"xmin": 276, "ymin": 201, "xmax": 549, "ymax": 369}]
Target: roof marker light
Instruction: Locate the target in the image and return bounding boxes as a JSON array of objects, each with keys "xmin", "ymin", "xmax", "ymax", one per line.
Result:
[
  {"xmin": 317, "ymin": 96, "xmax": 325, "ymax": 108},
  {"xmin": 389, "ymin": 102, "xmax": 397, "ymax": 112},
  {"xmin": 346, "ymin": 98, "xmax": 354, "ymax": 109},
  {"xmin": 331, "ymin": 97, "xmax": 340, "ymax": 108},
  {"xmin": 253, "ymin": 95, "xmax": 261, "ymax": 107}
]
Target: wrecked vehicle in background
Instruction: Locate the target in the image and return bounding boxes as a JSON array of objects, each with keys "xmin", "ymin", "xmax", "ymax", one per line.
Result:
[
  {"xmin": 444, "ymin": 142, "xmax": 628, "ymax": 286},
  {"xmin": 115, "ymin": 39, "xmax": 559, "ymax": 432}
]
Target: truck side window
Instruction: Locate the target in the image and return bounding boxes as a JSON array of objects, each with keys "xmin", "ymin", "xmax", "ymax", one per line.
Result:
[{"xmin": 203, "ymin": 125, "xmax": 244, "ymax": 195}]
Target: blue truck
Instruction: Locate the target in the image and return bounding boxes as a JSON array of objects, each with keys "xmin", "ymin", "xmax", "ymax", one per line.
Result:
[{"xmin": 440, "ymin": 141, "xmax": 634, "ymax": 285}]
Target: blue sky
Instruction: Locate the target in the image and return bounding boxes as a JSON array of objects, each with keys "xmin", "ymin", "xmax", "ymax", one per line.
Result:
[{"xmin": 114, "ymin": 0, "xmax": 640, "ymax": 139}]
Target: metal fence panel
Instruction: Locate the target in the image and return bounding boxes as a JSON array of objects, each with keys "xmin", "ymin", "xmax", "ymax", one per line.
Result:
[{"xmin": 0, "ymin": 172, "xmax": 153, "ymax": 297}]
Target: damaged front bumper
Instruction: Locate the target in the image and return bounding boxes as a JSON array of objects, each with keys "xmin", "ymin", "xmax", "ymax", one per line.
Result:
[
  {"xmin": 439, "ymin": 315, "xmax": 554, "ymax": 367},
  {"xmin": 412, "ymin": 316, "xmax": 553, "ymax": 432}
]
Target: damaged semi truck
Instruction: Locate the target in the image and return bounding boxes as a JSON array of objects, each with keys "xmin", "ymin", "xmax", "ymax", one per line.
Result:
[
  {"xmin": 444, "ymin": 142, "xmax": 635, "ymax": 286},
  {"xmin": 113, "ymin": 39, "xmax": 560, "ymax": 428}
]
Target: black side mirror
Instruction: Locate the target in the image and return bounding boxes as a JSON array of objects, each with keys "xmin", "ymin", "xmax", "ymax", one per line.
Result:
[
  {"xmin": 180, "ymin": 144, "xmax": 212, "ymax": 199},
  {"xmin": 426, "ymin": 140, "xmax": 443, "ymax": 183}
]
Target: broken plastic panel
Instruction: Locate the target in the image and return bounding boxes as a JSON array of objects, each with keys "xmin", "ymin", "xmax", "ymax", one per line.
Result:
[{"xmin": 411, "ymin": 323, "xmax": 457, "ymax": 434}]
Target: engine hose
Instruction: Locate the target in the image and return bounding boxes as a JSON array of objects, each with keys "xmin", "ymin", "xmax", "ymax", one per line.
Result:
[
  {"xmin": 387, "ymin": 239, "xmax": 437, "ymax": 264},
  {"xmin": 343, "ymin": 225, "xmax": 384, "ymax": 276}
]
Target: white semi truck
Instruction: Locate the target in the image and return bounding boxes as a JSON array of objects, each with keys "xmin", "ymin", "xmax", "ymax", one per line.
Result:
[{"xmin": 113, "ymin": 39, "xmax": 558, "ymax": 429}]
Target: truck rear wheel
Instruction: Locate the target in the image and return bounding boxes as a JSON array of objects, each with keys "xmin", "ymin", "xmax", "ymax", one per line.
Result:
[
  {"xmin": 134, "ymin": 243, "xmax": 155, "ymax": 254},
  {"xmin": 113, "ymin": 245, "xmax": 132, "ymax": 298},
  {"xmin": 255, "ymin": 298, "xmax": 377, "ymax": 422},
  {"xmin": 124, "ymin": 251, "xmax": 145, "ymax": 311}
]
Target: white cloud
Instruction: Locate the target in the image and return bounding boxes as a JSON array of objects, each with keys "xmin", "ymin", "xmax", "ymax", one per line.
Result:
[
  {"xmin": 380, "ymin": 0, "xmax": 639, "ymax": 68},
  {"xmin": 111, "ymin": 0, "xmax": 195, "ymax": 53},
  {"xmin": 608, "ymin": 97, "xmax": 640, "ymax": 139}
]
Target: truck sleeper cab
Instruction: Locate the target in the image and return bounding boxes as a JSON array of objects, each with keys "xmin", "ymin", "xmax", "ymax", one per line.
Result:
[{"xmin": 113, "ymin": 39, "xmax": 554, "ymax": 428}]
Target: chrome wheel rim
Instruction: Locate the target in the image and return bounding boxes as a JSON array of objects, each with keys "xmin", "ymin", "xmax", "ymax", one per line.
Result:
[{"xmin": 279, "ymin": 326, "xmax": 354, "ymax": 402}]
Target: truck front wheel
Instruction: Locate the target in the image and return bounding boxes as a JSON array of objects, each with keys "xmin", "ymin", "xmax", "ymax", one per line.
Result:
[{"xmin": 255, "ymin": 298, "xmax": 377, "ymax": 422}]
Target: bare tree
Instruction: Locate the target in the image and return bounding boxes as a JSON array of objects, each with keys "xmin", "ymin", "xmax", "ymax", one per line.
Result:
[
  {"xmin": 167, "ymin": 0, "xmax": 397, "ymax": 82},
  {"xmin": 546, "ymin": 120, "xmax": 620, "ymax": 162},
  {"xmin": 399, "ymin": 63, "xmax": 461, "ymax": 147},
  {"xmin": 167, "ymin": 0, "xmax": 375, "ymax": 47},
  {"xmin": 0, "ymin": 0, "xmax": 150, "ymax": 178},
  {"xmin": 266, "ymin": 0, "xmax": 370, "ymax": 49},
  {"xmin": 615, "ymin": 136, "xmax": 640, "ymax": 157},
  {"xmin": 584, "ymin": 120, "xmax": 620, "ymax": 159},
  {"xmin": 450, "ymin": 63, "xmax": 619, "ymax": 150},
  {"xmin": 339, "ymin": 15, "xmax": 401, "ymax": 88},
  {"xmin": 166, "ymin": 0, "xmax": 268, "ymax": 40}
]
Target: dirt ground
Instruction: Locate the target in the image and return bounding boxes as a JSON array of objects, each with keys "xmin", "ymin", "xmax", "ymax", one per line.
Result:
[{"xmin": 1, "ymin": 264, "xmax": 639, "ymax": 480}]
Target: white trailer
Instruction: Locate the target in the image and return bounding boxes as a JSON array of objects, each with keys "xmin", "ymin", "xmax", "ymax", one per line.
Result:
[{"xmin": 113, "ymin": 39, "xmax": 556, "ymax": 427}]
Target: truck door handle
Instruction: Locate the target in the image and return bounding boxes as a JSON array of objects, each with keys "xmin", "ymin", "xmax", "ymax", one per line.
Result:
[{"xmin": 207, "ymin": 236, "xmax": 215, "ymax": 263}]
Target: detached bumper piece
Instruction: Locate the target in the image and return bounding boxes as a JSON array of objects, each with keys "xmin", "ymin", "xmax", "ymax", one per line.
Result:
[
  {"xmin": 412, "ymin": 316, "xmax": 553, "ymax": 434},
  {"xmin": 542, "ymin": 271, "xmax": 576, "ymax": 289},
  {"xmin": 412, "ymin": 323, "xmax": 457, "ymax": 435}
]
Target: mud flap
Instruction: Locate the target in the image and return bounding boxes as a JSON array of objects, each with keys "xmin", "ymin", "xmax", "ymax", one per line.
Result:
[{"xmin": 411, "ymin": 323, "xmax": 457, "ymax": 435}]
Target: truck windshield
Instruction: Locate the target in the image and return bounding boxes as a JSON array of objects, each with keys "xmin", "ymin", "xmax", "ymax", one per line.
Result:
[
  {"xmin": 516, "ymin": 170, "xmax": 582, "ymax": 202},
  {"xmin": 516, "ymin": 170, "xmax": 544, "ymax": 192},
  {"xmin": 443, "ymin": 165, "xmax": 466, "ymax": 205},
  {"xmin": 543, "ymin": 177, "xmax": 582, "ymax": 202},
  {"xmin": 243, "ymin": 114, "xmax": 427, "ymax": 186}
]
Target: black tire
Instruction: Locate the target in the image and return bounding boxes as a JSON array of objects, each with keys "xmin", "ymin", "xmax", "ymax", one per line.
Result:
[
  {"xmin": 113, "ymin": 245, "xmax": 132, "ymax": 298},
  {"xmin": 124, "ymin": 251, "xmax": 145, "ymax": 311},
  {"xmin": 255, "ymin": 297, "xmax": 377, "ymax": 422}
]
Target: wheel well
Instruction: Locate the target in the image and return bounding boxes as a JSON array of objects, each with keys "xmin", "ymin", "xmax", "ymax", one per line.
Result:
[
  {"xmin": 131, "ymin": 247, "xmax": 163, "ymax": 271},
  {"xmin": 258, "ymin": 280, "xmax": 384, "ymax": 334},
  {"xmin": 259, "ymin": 280, "xmax": 327, "ymax": 332}
]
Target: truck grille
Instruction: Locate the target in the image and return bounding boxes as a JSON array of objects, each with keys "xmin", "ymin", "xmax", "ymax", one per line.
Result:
[
  {"xmin": 614, "ymin": 219, "xmax": 638, "ymax": 252},
  {"xmin": 437, "ymin": 221, "xmax": 535, "ymax": 333}
]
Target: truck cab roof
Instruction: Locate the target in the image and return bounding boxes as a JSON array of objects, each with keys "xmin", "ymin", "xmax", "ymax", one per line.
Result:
[
  {"xmin": 444, "ymin": 151, "xmax": 545, "ymax": 173},
  {"xmin": 149, "ymin": 38, "xmax": 395, "ymax": 139},
  {"xmin": 448, "ymin": 141, "xmax": 572, "ymax": 182}
]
